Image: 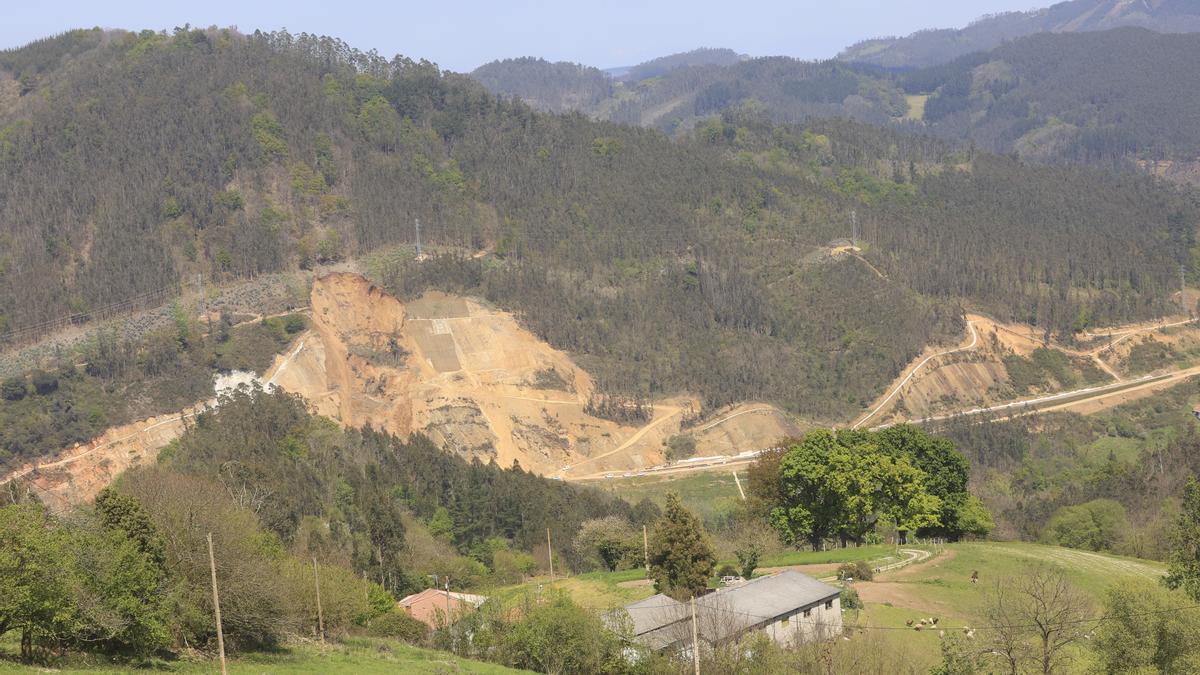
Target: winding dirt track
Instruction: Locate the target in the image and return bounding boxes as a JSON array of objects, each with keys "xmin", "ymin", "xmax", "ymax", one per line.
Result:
[
  {"xmin": 852, "ymin": 321, "xmax": 979, "ymax": 430},
  {"xmin": 559, "ymin": 404, "xmax": 682, "ymax": 476}
]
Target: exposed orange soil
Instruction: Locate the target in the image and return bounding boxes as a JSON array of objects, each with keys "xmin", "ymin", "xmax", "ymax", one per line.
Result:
[
  {"xmin": 4, "ymin": 273, "xmax": 807, "ymax": 511},
  {"xmin": 859, "ymin": 311, "xmax": 1200, "ymax": 427}
]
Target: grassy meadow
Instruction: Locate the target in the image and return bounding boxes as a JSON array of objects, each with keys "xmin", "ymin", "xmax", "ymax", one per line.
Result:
[{"xmin": 0, "ymin": 637, "xmax": 525, "ymax": 674}]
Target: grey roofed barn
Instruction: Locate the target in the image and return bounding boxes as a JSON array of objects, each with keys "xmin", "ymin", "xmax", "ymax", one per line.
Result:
[{"xmin": 616, "ymin": 570, "xmax": 843, "ymax": 651}]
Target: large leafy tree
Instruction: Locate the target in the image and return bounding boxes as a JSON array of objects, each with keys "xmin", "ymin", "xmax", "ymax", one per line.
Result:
[
  {"xmin": 1165, "ymin": 478, "xmax": 1200, "ymax": 602},
  {"xmin": 869, "ymin": 425, "xmax": 970, "ymax": 538},
  {"xmin": 0, "ymin": 500, "xmax": 172, "ymax": 661},
  {"xmin": 574, "ymin": 516, "xmax": 635, "ymax": 572},
  {"xmin": 873, "ymin": 453, "xmax": 943, "ymax": 544},
  {"xmin": 768, "ymin": 430, "xmax": 847, "ymax": 550},
  {"xmin": 648, "ymin": 493, "xmax": 716, "ymax": 600},
  {"xmin": 68, "ymin": 526, "xmax": 171, "ymax": 657},
  {"xmin": 94, "ymin": 487, "xmax": 168, "ymax": 570},
  {"xmin": 769, "ymin": 428, "xmax": 951, "ymax": 549},
  {"xmin": 0, "ymin": 502, "xmax": 74, "ymax": 662}
]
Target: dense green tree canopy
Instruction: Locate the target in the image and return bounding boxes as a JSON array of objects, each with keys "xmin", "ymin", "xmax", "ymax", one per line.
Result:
[
  {"xmin": 766, "ymin": 425, "xmax": 982, "ymax": 549},
  {"xmin": 1040, "ymin": 499, "xmax": 1130, "ymax": 552},
  {"xmin": 1093, "ymin": 581, "xmax": 1200, "ymax": 674}
]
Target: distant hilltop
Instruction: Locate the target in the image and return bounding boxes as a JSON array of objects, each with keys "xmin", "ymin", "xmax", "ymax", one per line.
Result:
[{"xmin": 838, "ymin": 0, "xmax": 1200, "ymax": 68}]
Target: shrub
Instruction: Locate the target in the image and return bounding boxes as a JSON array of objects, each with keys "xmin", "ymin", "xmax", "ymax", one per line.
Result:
[
  {"xmin": 1040, "ymin": 499, "xmax": 1130, "ymax": 552},
  {"xmin": 282, "ymin": 313, "xmax": 307, "ymax": 334},
  {"xmin": 366, "ymin": 609, "xmax": 428, "ymax": 644},
  {"xmin": 496, "ymin": 596, "xmax": 626, "ymax": 674},
  {"xmin": 665, "ymin": 434, "xmax": 697, "ymax": 462},
  {"xmin": 837, "ymin": 560, "xmax": 874, "ymax": 581},
  {"xmin": 717, "ymin": 563, "xmax": 739, "ymax": 578},
  {"xmin": 1, "ymin": 376, "xmax": 26, "ymax": 400},
  {"xmin": 30, "ymin": 370, "xmax": 58, "ymax": 396},
  {"xmin": 840, "ymin": 586, "xmax": 863, "ymax": 610}
]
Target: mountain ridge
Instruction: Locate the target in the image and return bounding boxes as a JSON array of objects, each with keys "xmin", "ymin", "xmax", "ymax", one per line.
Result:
[{"xmin": 838, "ymin": 0, "xmax": 1200, "ymax": 68}]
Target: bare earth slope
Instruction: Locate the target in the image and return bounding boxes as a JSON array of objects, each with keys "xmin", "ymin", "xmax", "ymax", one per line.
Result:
[
  {"xmin": 855, "ymin": 311, "xmax": 1200, "ymax": 429},
  {"xmin": 4, "ymin": 273, "xmax": 799, "ymax": 507}
]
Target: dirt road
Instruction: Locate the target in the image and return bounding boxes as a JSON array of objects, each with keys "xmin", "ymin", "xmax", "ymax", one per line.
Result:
[
  {"xmin": 560, "ymin": 404, "xmax": 683, "ymax": 476},
  {"xmin": 852, "ymin": 321, "xmax": 978, "ymax": 429},
  {"xmin": 890, "ymin": 365, "xmax": 1200, "ymax": 428}
]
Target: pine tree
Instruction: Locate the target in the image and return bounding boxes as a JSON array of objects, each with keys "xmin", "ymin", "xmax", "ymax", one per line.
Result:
[
  {"xmin": 647, "ymin": 493, "xmax": 715, "ymax": 600},
  {"xmin": 94, "ymin": 488, "xmax": 167, "ymax": 571}
]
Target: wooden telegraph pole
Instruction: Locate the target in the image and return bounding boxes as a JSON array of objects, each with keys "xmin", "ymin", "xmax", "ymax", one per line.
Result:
[
  {"xmin": 643, "ymin": 525, "xmax": 650, "ymax": 571},
  {"xmin": 546, "ymin": 528, "xmax": 554, "ymax": 579},
  {"xmin": 690, "ymin": 596, "xmax": 701, "ymax": 675},
  {"xmin": 312, "ymin": 557, "xmax": 325, "ymax": 643},
  {"xmin": 206, "ymin": 533, "xmax": 227, "ymax": 675}
]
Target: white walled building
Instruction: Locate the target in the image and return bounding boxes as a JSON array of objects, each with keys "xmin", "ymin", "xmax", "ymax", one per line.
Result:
[{"xmin": 617, "ymin": 570, "xmax": 843, "ymax": 653}]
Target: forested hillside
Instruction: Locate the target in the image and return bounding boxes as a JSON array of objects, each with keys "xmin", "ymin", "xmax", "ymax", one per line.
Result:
[
  {"xmin": 473, "ymin": 55, "xmax": 909, "ymax": 131},
  {"xmin": 903, "ymin": 28, "xmax": 1200, "ymax": 164},
  {"xmin": 471, "ymin": 26, "xmax": 1200, "ymax": 173},
  {"xmin": 838, "ymin": 0, "xmax": 1200, "ymax": 68},
  {"xmin": 470, "ymin": 57, "xmax": 613, "ymax": 113},
  {"xmin": 0, "ymin": 26, "xmax": 1195, "ymax": 423},
  {"xmin": 613, "ymin": 47, "xmax": 745, "ymax": 82},
  {"xmin": 1, "ymin": 386, "xmax": 659, "ymax": 661}
]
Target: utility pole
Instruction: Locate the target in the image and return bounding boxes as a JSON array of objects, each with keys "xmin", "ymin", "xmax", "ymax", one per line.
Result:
[
  {"xmin": 690, "ymin": 596, "xmax": 701, "ymax": 675},
  {"xmin": 851, "ymin": 210, "xmax": 858, "ymax": 245},
  {"xmin": 414, "ymin": 218, "xmax": 423, "ymax": 258},
  {"xmin": 547, "ymin": 528, "xmax": 554, "ymax": 579},
  {"xmin": 312, "ymin": 557, "xmax": 325, "ymax": 643},
  {"xmin": 207, "ymin": 533, "xmax": 227, "ymax": 675},
  {"xmin": 643, "ymin": 525, "xmax": 650, "ymax": 572},
  {"xmin": 444, "ymin": 576, "xmax": 452, "ymax": 627}
]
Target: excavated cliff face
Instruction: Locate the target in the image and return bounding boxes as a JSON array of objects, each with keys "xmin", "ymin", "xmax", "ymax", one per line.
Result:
[
  {"xmin": 270, "ymin": 273, "xmax": 649, "ymax": 472},
  {"xmin": 6, "ymin": 273, "xmax": 803, "ymax": 508},
  {"xmin": 5, "ymin": 406, "xmax": 203, "ymax": 511},
  {"xmin": 276, "ymin": 273, "xmax": 418, "ymax": 435}
]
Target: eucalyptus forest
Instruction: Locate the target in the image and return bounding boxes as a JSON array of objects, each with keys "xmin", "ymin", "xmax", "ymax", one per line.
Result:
[{"xmin": 4, "ymin": 4, "xmax": 1200, "ymax": 673}]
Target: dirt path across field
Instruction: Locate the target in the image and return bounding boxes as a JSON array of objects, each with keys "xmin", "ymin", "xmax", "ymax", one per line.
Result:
[{"xmin": 855, "ymin": 549, "xmax": 959, "ymax": 615}]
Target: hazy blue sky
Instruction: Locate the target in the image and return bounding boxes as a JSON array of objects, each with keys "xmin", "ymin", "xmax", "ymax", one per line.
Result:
[{"xmin": 2, "ymin": 1, "xmax": 1039, "ymax": 71}]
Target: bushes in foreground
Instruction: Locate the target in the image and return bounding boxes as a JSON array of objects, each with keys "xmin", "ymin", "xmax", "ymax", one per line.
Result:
[
  {"xmin": 0, "ymin": 478, "xmax": 396, "ymax": 664},
  {"xmin": 435, "ymin": 594, "xmax": 639, "ymax": 675}
]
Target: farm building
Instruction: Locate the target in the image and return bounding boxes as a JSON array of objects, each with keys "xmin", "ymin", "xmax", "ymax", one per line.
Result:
[
  {"xmin": 615, "ymin": 570, "xmax": 842, "ymax": 653},
  {"xmin": 398, "ymin": 588, "xmax": 488, "ymax": 629}
]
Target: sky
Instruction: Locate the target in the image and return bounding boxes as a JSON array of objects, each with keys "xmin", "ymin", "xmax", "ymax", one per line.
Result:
[{"xmin": 2, "ymin": 0, "xmax": 1041, "ymax": 72}]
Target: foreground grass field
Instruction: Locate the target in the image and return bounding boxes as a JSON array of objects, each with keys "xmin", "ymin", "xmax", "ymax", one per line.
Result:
[{"xmin": 0, "ymin": 637, "xmax": 525, "ymax": 674}]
